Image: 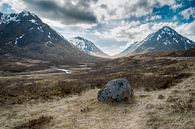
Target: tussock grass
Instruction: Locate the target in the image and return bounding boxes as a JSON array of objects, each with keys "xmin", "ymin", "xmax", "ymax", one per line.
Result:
[
  {"xmin": 0, "ymin": 57, "xmax": 192, "ymax": 106},
  {"xmin": 0, "ymin": 56, "xmax": 194, "ymax": 129},
  {"xmin": 13, "ymin": 116, "xmax": 53, "ymax": 129}
]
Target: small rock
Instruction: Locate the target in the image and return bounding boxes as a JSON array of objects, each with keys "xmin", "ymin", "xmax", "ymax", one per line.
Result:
[
  {"xmin": 146, "ymin": 103, "xmax": 154, "ymax": 109},
  {"xmin": 139, "ymin": 94, "xmax": 150, "ymax": 98},
  {"xmin": 97, "ymin": 78, "xmax": 133, "ymax": 103},
  {"xmin": 172, "ymin": 89, "xmax": 180, "ymax": 94},
  {"xmin": 80, "ymin": 107, "xmax": 90, "ymax": 113},
  {"xmin": 122, "ymin": 109, "xmax": 129, "ymax": 113},
  {"xmin": 158, "ymin": 94, "xmax": 165, "ymax": 99}
]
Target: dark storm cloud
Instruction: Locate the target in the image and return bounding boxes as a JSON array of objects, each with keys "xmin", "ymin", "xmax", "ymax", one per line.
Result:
[
  {"xmin": 23, "ymin": 0, "xmax": 98, "ymax": 24},
  {"xmin": 77, "ymin": 0, "xmax": 98, "ymax": 7},
  {"xmin": 123, "ymin": 1, "xmax": 156, "ymax": 17},
  {"xmin": 100, "ymin": 4, "xmax": 108, "ymax": 10}
]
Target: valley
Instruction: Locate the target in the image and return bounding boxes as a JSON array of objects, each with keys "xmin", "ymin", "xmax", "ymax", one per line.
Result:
[
  {"xmin": 0, "ymin": 50, "xmax": 194, "ymax": 129},
  {"xmin": 0, "ymin": 5, "xmax": 195, "ymax": 129}
]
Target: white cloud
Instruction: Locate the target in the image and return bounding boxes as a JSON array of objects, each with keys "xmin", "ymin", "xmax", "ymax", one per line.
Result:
[
  {"xmin": 1, "ymin": 0, "xmax": 178, "ymax": 24},
  {"xmin": 157, "ymin": 0, "xmax": 176, "ymax": 6},
  {"xmin": 171, "ymin": 3, "xmax": 182, "ymax": 11},
  {"xmin": 100, "ymin": 45, "xmax": 126, "ymax": 56},
  {"xmin": 176, "ymin": 21, "xmax": 195, "ymax": 41},
  {"xmin": 92, "ymin": 0, "xmax": 176, "ymax": 22},
  {"xmin": 146, "ymin": 15, "xmax": 162, "ymax": 21},
  {"xmin": 94, "ymin": 21, "xmax": 142, "ymax": 42},
  {"xmin": 151, "ymin": 22, "xmax": 177, "ymax": 31},
  {"xmin": 42, "ymin": 18, "xmax": 66, "ymax": 29},
  {"xmin": 180, "ymin": 7, "xmax": 195, "ymax": 19},
  {"xmin": 0, "ymin": 0, "xmax": 25, "ymax": 12}
]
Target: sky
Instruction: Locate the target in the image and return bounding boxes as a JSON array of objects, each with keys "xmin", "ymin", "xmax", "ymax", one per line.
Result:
[{"xmin": 0, "ymin": 0, "xmax": 195, "ymax": 55}]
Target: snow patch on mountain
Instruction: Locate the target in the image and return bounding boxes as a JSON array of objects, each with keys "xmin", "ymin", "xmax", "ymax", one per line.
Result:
[
  {"xmin": 37, "ymin": 26, "xmax": 44, "ymax": 32},
  {"xmin": 69, "ymin": 37, "xmax": 109, "ymax": 57},
  {"xmin": 22, "ymin": 11, "xmax": 29, "ymax": 17},
  {"xmin": 0, "ymin": 13, "xmax": 20, "ymax": 24},
  {"xmin": 0, "ymin": 11, "xmax": 40, "ymax": 25},
  {"xmin": 14, "ymin": 34, "xmax": 25, "ymax": 45},
  {"xmin": 119, "ymin": 26, "xmax": 195, "ymax": 56},
  {"xmin": 29, "ymin": 19, "xmax": 38, "ymax": 25},
  {"xmin": 0, "ymin": 11, "xmax": 63, "ymax": 47}
]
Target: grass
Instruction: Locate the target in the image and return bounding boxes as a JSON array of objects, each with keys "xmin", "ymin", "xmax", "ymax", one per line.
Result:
[
  {"xmin": 145, "ymin": 76, "xmax": 194, "ymax": 129},
  {"xmin": 0, "ymin": 57, "xmax": 192, "ymax": 105},
  {"xmin": 0, "ymin": 53, "xmax": 194, "ymax": 129},
  {"xmin": 0, "ymin": 74, "xmax": 194, "ymax": 129},
  {"xmin": 13, "ymin": 116, "xmax": 53, "ymax": 129}
]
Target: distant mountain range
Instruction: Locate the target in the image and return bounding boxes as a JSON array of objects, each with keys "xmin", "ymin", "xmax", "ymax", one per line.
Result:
[
  {"xmin": 119, "ymin": 26, "xmax": 195, "ymax": 56},
  {"xmin": 0, "ymin": 11, "xmax": 102, "ymax": 64},
  {"xmin": 1, "ymin": 11, "xmax": 194, "ymax": 62},
  {"xmin": 69, "ymin": 37, "xmax": 109, "ymax": 58}
]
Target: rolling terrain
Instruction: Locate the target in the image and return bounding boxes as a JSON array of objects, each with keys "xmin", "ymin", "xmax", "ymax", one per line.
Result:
[{"xmin": 0, "ymin": 49, "xmax": 194, "ymax": 129}]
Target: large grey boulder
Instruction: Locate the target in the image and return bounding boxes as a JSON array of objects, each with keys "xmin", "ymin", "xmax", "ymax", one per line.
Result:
[{"xmin": 98, "ymin": 78, "xmax": 133, "ymax": 102}]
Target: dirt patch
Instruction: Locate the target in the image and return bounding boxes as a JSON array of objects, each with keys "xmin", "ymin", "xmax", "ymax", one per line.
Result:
[{"xmin": 13, "ymin": 116, "xmax": 53, "ymax": 129}]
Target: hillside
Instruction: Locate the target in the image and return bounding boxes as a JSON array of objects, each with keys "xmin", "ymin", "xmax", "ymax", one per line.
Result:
[
  {"xmin": 0, "ymin": 11, "xmax": 103, "ymax": 64},
  {"xmin": 69, "ymin": 37, "xmax": 109, "ymax": 58}
]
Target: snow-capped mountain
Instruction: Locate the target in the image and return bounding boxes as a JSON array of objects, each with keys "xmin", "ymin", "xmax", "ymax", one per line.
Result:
[
  {"xmin": 0, "ymin": 11, "xmax": 100, "ymax": 63},
  {"xmin": 120, "ymin": 26, "xmax": 195, "ymax": 56},
  {"xmin": 69, "ymin": 37, "xmax": 109, "ymax": 57},
  {"xmin": 0, "ymin": 11, "xmax": 63, "ymax": 47}
]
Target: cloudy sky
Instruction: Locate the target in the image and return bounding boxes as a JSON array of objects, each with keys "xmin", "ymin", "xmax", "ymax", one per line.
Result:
[{"xmin": 0, "ymin": 0, "xmax": 195, "ymax": 55}]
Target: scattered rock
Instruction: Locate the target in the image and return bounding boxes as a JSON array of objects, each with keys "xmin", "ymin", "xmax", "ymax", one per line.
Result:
[
  {"xmin": 139, "ymin": 94, "xmax": 150, "ymax": 98},
  {"xmin": 158, "ymin": 94, "xmax": 165, "ymax": 99},
  {"xmin": 146, "ymin": 103, "xmax": 154, "ymax": 109},
  {"xmin": 122, "ymin": 109, "xmax": 129, "ymax": 113},
  {"xmin": 171, "ymin": 89, "xmax": 180, "ymax": 94},
  {"xmin": 97, "ymin": 78, "xmax": 133, "ymax": 102},
  {"xmin": 80, "ymin": 107, "xmax": 90, "ymax": 113}
]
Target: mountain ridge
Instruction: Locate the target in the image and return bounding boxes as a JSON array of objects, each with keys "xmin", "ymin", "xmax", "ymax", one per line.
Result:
[
  {"xmin": 69, "ymin": 36, "xmax": 109, "ymax": 58},
  {"xmin": 119, "ymin": 26, "xmax": 195, "ymax": 56},
  {"xmin": 0, "ymin": 11, "xmax": 103, "ymax": 64}
]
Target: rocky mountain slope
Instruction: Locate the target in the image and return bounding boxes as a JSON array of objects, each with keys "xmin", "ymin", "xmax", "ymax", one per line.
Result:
[
  {"xmin": 69, "ymin": 37, "xmax": 109, "ymax": 58},
  {"xmin": 120, "ymin": 26, "xmax": 195, "ymax": 56},
  {"xmin": 0, "ymin": 11, "xmax": 101, "ymax": 64}
]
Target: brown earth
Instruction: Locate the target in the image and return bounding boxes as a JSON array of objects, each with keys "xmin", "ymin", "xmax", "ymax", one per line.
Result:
[{"xmin": 0, "ymin": 50, "xmax": 194, "ymax": 129}]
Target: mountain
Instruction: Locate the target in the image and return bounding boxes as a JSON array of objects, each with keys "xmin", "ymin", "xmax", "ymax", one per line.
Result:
[
  {"xmin": 119, "ymin": 41, "xmax": 139, "ymax": 56},
  {"xmin": 119, "ymin": 26, "xmax": 195, "ymax": 56},
  {"xmin": 0, "ymin": 11, "xmax": 101, "ymax": 64},
  {"xmin": 69, "ymin": 37, "xmax": 109, "ymax": 58}
]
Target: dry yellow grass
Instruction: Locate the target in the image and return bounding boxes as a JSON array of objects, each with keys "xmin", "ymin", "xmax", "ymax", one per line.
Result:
[
  {"xmin": 0, "ymin": 73, "xmax": 194, "ymax": 129},
  {"xmin": 0, "ymin": 56, "xmax": 194, "ymax": 129}
]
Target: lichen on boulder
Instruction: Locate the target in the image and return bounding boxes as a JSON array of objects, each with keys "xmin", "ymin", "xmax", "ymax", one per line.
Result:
[{"xmin": 98, "ymin": 78, "xmax": 133, "ymax": 102}]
